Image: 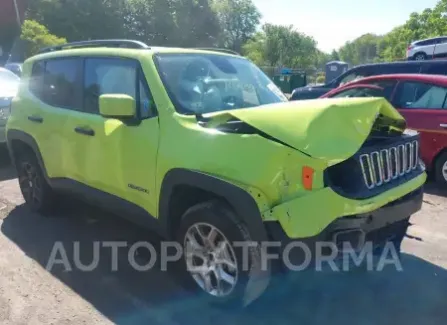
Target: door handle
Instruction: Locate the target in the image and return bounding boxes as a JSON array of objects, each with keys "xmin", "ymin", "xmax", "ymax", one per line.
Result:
[
  {"xmin": 440, "ymin": 124, "xmax": 447, "ymax": 129},
  {"xmin": 28, "ymin": 116, "xmax": 43, "ymax": 123},
  {"xmin": 74, "ymin": 126, "xmax": 95, "ymax": 136}
]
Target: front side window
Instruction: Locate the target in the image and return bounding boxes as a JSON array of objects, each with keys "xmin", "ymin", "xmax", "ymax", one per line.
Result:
[
  {"xmin": 366, "ymin": 80, "xmax": 397, "ymax": 99},
  {"xmin": 83, "ymin": 58, "xmax": 156, "ymax": 118},
  {"xmin": 43, "ymin": 58, "xmax": 82, "ymax": 109},
  {"xmin": 155, "ymin": 54, "xmax": 287, "ymax": 114},
  {"xmin": 84, "ymin": 58, "xmax": 137, "ymax": 114},
  {"xmin": 331, "ymin": 87, "xmax": 384, "ymax": 99},
  {"xmin": 394, "ymin": 81, "xmax": 447, "ymax": 109}
]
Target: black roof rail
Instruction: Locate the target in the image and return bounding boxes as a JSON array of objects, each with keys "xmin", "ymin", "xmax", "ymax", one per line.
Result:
[
  {"xmin": 192, "ymin": 48, "xmax": 241, "ymax": 56},
  {"xmin": 38, "ymin": 39, "xmax": 150, "ymax": 54}
]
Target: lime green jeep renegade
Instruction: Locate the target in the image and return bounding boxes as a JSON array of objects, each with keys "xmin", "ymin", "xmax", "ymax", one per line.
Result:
[{"xmin": 6, "ymin": 40, "xmax": 426, "ymax": 306}]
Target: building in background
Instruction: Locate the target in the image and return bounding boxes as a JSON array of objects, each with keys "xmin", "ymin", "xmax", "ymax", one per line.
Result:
[{"xmin": 0, "ymin": 0, "xmax": 26, "ymax": 64}]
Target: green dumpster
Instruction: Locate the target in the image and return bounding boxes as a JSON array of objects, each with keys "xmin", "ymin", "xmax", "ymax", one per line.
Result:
[{"xmin": 272, "ymin": 69, "xmax": 307, "ymax": 94}]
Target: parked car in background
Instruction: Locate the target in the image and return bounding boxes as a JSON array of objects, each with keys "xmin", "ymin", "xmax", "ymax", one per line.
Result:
[
  {"xmin": 291, "ymin": 60, "xmax": 447, "ymax": 101},
  {"xmin": 407, "ymin": 37, "xmax": 447, "ymax": 61},
  {"xmin": 0, "ymin": 67, "xmax": 20, "ymax": 145},
  {"xmin": 322, "ymin": 74, "xmax": 447, "ymax": 186},
  {"xmin": 4, "ymin": 62, "xmax": 23, "ymax": 77}
]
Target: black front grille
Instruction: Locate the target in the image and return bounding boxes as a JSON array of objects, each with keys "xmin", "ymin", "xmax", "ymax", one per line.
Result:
[{"xmin": 325, "ymin": 133, "xmax": 424, "ymax": 199}]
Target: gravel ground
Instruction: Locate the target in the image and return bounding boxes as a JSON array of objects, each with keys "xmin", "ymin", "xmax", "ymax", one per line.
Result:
[{"xmin": 0, "ymin": 151, "xmax": 446, "ymax": 325}]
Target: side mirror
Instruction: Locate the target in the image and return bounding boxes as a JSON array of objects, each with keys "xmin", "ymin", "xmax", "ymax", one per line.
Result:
[{"xmin": 99, "ymin": 94, "xmax": 136, "ymax": 118}]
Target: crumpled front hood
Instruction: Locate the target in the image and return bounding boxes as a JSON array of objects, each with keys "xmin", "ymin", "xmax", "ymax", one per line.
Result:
[{"xmin": 204, "ymin": 97, "xmax": 405, "ymax": 164}]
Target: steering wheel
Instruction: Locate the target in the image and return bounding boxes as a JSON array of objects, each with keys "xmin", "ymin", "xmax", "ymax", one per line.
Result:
[
  {"xmin": 177, "ymin": 59, "xmax": 212, "ymax": 105},
  {"xmin": 221, "ymin": 95, "xmax": 242, "ymax": 109}
]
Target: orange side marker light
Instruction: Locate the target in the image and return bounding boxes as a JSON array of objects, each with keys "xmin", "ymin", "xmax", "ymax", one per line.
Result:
[{"xmin": 302, "ymin": 166, "xmax": 315, "ymax": 190}]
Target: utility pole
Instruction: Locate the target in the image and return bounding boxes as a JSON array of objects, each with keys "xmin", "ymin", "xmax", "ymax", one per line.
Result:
[{"xmin": 12, "ymin": 0, "xmax": 21, "ymax": 28}]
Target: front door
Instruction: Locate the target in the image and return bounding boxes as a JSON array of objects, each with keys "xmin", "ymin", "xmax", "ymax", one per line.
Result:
[
  {"xmin": 391, "ymin": 80, "xmax": 447, "ymax": 168},
  {"xmin": 64, "ymin": 56, "xmax": 160, "ymax": 217}
]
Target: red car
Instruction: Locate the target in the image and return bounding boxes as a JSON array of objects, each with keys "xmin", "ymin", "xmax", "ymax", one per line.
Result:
[{"xmin": 322, "ymin": 74, "xmax": 447, "ymax": 186}]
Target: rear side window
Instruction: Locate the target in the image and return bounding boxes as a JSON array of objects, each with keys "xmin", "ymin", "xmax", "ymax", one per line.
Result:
[
  {"xmin": 415, "ymin": 39, "xmax": 437, "ymax": 46},
  {"xmin": 29, "ymin": 61, "xmax": 45, "ymax": 98},
  {"xmin": 43, "ymin": 58, "xmax": 82, "ymax": 109},
  {"xmin": 420, "ymin": 63, "xmax": 447, "ymax": 75},
  {"xmin": 394, "ymin": 81, "xmax": 447, "ymax": 109}
]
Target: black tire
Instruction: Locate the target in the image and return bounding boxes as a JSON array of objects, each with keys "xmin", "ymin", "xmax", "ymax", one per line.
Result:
[
  {"xmin": 434, "ymin": 152, "xmax": 447, "ymax": 187},
  {"xmin": 0, "ymin": 144, "xmax": 10, "ymax": 167},
  {"xmin": 16, "ymin": 151, "xmax": 55, "ymax": 214},
  {"xmin": 173, "ymin": 200, "xmax": 268, "ymax": 307},
  {"xmin": 413, "ymin": 52, "xmax": 427, "ymax": 61}
]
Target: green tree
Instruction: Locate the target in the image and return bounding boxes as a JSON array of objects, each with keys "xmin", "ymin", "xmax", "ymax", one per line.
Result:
[
  {"xmin": 211, "ymin": 0, "xmax": 261, "ymax": 52},
  {"xmin": 316, "ymin": 74, "xmax": 325, "ymax": 84},
  {"xmin": 338, "ymin": 34, "xmax": 382, "ymax": 65},
  {"xmin": 330, "ymin": 49, "xmax": 340, "ymax": 61},
  {"xmin": 20, "ymin": 20, "xmax": 66, "ymax": 58},
  {"xmin": 242, "ymin": 24, "xmax": 318, "ymax": 69},
  {"xmin": 242, "ymin": 32, "xmax": 265, "ymax": 65},
  {"xmin": 173, "ymin": 0, "xmax": 221, "ymax": 47},
  {"xmin": 26, "ymin": 0, "xmax": 130, "ymax": 41}
]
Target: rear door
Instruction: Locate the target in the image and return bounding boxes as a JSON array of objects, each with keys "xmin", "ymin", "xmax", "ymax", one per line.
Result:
[
  {"xmin": 414, "ymin": 39, "xmax": 437, "ymax": 58},
  {"xmin": 391, "ymin": 80, "xmax": 447, "ymax": 167},
  {"xmin": 27, "ymin": 58, "xmax": 83, "ymax": 178}
]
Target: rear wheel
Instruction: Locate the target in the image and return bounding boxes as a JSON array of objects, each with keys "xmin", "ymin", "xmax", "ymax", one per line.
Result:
[
  {"xmin": 414, "ymin": 52, "xmax": 427, "ymax": 60},
  {"xmin": 435, "ymin": 152, "xmax": 447, "ymax": 187},
  {"xmin": 16, "ymin": 151, "xmax": 55, "ymax": 213}
]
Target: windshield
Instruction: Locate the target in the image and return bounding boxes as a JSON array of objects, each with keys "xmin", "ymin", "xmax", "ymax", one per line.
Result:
[
  {"xmin": 338, "ymin": 71, "xmax": 369, "ymax": 86},
  {"xmin": 0, "ymin": 68, "xmax": 20, "ymax": 84},
  {"xmin": 155, "ymin": 53, "xmax": 288, "ymax": 114}
]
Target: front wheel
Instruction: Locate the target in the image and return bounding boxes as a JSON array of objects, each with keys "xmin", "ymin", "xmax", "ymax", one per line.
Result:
[
  {"xmin": 435, "ymin": 152, "xmax": 447, "ymax": 187},
  {"xmin": 174, "ymin": 200, "xmax": 269, "ymax": 307}
]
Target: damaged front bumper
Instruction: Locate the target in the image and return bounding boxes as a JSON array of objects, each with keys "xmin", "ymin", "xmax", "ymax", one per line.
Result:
[
  {"xmin": 264, "ymin": 183, "xmax": 424, "ymax": 266},
  {"xmin": 263, "ymin": 172, "xmax": 426, "ymax": 240}
]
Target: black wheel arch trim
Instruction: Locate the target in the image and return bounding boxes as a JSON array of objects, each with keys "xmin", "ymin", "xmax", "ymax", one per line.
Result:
[
  {"xmin": 6, "ymin": 129, "xmax": 49, "ymax": 180},
  {"xmin": 159, "ymin": 168, "xmax": 269, "ymax": 242}
]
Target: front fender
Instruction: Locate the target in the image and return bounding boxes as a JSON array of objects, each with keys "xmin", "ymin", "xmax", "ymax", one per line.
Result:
[{"xmin": 158, "ymin": 168, "xmax": 269, "ymax": 242}]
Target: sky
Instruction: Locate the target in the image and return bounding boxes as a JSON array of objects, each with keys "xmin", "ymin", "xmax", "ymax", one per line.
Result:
[{"xmin": 252, "ymin": 0, "xmax": 439, "ymax": 53}]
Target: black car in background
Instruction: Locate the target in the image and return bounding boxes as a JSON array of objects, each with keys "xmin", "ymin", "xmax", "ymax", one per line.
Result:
[{"xmin": 290, "ymin": 60, "xmax": 447, "ymax": 100}]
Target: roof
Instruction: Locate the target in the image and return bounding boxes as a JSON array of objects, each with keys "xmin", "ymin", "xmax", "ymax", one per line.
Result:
[
  {"xmin": 346, "ymin": 73, "xmax": 447, "ymax": 86},
  {"xmin": 412, "ymin": 36, "xmax": 447, "ymax": 44},
  {"xmin": 27, "ymin": 45, "xmax": 240, "ymax": 64}
]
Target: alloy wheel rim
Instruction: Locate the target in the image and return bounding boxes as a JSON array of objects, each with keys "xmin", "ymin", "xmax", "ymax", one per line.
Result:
[
  {"xmin": 184, "ymin": 223, "xmax": 238, "ymax": 297},
  {"xmin": 19, "ymin": 162, "xmax": 42, "ymax": 206},
  {"xmin": 415, "ymin": 55, "xmax": 425, "ymax": 60},
  {"xmin": 442, "ymin": 161, "xmax": 447, "ymax": 182}
]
